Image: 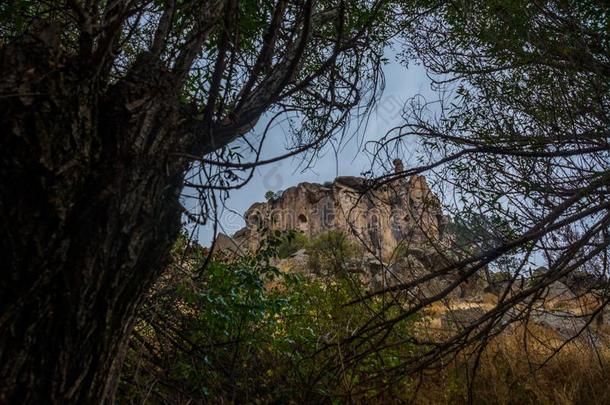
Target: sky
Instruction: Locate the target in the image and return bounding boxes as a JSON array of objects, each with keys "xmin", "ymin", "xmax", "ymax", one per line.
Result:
[{"xmin": 195, "ymin": 53, "xmax": 437, "ymax": 245}]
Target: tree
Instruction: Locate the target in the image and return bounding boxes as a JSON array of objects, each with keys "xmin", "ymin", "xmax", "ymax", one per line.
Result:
[
  {"xmin": 264, "ymin": 189, "xmax": 282, "ymax": 202},
  {"xmin": 0, "ymin": 1, "xmax": 398, "ymax": 402},
  {"xmin": 265, "ymin": 190, "xmax": 277, "ymax": 201},
  {"xmin": 307, "ymin": 230, "xmax": 361, "ymax": 274},
  {"xmin": 276, "ymin": 229, "xmax": 308, "ymax": 258},
  {"xmin": 360, "ymin": 0, "xmax": 610, "ymax": 380}
]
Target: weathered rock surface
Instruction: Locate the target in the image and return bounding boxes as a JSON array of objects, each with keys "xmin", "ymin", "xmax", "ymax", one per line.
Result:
[
  {"xmin": 214, "ymin": 233, "xmax": 244, "ymax": 254},
  {"xmin": 233, "ymin": 160, "xmax": 449, "ymax": 259}
]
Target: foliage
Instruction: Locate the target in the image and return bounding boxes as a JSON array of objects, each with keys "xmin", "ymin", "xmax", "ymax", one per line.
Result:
[
  {"xmin": 121, "ymin": 235, "xmax": 610, "ymax": 404},
  {"xmin": 446, "ymin": 212, "xmax": 506, "ymax": 255},
  {"xmin": 307, "ymin": 230, "xmax": 363, "ymax": 275},
  {"xmin": 395, "ymin": 0, "xmax": 610, "ymax": 274},
  {"xmin": 264, "ymin": 190, "xmax": 283, "ymax": 202},
  {"xmin": 3, "ymin": 0, "xmax": 609, "ymax": 402},
  {"xmin": 488, "ymin": 270, "xmax": 512, "ymax": 284},
  {"xmin": 121, "ymin": 239, "xmax": 417, "ymax": 403},
  {"xmin": 360, "ymin": 0, "xmax": 610, "ymax": 385},
  {"xmin": 275, "ymin": 229, "xmax": 309, "ymax": 259},
  {"xmin": 0, "ymin": 0, "xmax": 403, "ymax": 399},
  {"xmin": 264, "ymin": 190, "xmax": 276, "ymax": 202}
]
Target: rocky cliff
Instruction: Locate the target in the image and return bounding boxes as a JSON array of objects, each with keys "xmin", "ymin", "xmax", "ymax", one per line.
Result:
[{"xmin": 230, "ymin": 159, "xmax": 449, "ymax": 259}]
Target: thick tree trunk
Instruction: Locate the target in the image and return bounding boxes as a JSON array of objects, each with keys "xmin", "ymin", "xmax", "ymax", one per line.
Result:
[{"xmin": 0, "ymin": 26, "xmax": 188, "ymax": 403}]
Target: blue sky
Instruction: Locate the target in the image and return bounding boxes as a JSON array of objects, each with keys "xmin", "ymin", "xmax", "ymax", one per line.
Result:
[{"xmin": 195, "ymin": 54, "xmax": 436, "ymax": 245}]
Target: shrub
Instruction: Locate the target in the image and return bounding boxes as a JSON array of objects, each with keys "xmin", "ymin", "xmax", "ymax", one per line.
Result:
[
  {"xmin": 121, "ymin": 240, "xmax": 416, "ymax": 403},
  {"xmin": 276, "ymin": 230, "xmax": 309, "ymax": 259},
  {"xmin": 306, "ymin": 230, "xmax": 362, "ymax": 275}
]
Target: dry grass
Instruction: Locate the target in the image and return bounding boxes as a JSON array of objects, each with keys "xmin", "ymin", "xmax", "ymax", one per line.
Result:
[{"xmin": 410, "ymin": 324, "xmax": 610, "ymax": 405}]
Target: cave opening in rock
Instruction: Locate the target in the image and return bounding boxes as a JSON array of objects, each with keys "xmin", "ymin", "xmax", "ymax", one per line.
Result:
[
  {"xmin": 249, "ymin": 213, "xmax": 262, "ymax": 230},
  {"xmin": 369, "ymin": 214, "xmax": 379, "ymax": 229},
  {"xmin": 297, "ymin": 214, "xmax": 308, "ymax": 232}
]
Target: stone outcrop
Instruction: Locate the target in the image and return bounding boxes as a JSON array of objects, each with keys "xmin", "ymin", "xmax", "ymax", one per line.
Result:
[
  {"xmin": 213, "ymin": 233, "xmax": 242, "ymax": 253},
  {"xmin": 219, "ymin": 160, "xmax": 491, "ymax": 300},
  {"xmin": 232, "ymin": 159, "xmax": 449, "ymax": 259}
]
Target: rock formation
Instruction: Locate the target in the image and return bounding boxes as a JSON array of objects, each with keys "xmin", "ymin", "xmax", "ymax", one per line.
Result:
[
  {"xmin": 216, "ymin": 160, "xmax": 494, "ymax": 301},
  {"xmin": 231, "ymin": 159, "xmax": 449, "ymax": 259}
]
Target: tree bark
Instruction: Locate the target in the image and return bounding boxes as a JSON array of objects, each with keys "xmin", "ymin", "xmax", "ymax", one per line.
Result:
[{"xmin": 0, "ymin": 24, "xmax": 188, "ymax": 403}]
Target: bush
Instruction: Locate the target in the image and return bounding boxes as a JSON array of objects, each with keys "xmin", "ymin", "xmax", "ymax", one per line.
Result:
[
  {"xmin": 306, "ymin": 230, "xmax": 363, "ymax": 275},
  {"xmin": 276, "ymin": 230, "xmax": 309, "ymax": 259},
  {"xmin": 264, "ymin": 190, "xmax": 283, "ymax": 201},
  {"xmin": 120, "ymin": 240, "xmax": 416, "ymax": 403}
]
